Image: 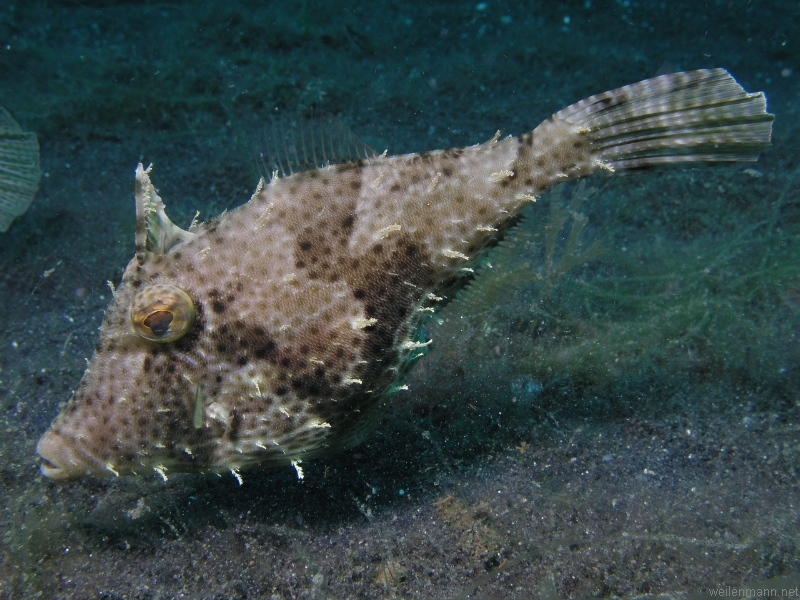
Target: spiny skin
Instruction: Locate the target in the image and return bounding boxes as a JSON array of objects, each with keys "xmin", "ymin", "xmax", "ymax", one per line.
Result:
[{"xmin": 37, "ymin": 69, "xmax": 773, "ymax": 481}]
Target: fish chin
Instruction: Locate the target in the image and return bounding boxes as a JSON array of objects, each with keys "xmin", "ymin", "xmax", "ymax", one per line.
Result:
[{"xmin": 36, "ymin": 429, "xmax": 114, "ymax": 481}]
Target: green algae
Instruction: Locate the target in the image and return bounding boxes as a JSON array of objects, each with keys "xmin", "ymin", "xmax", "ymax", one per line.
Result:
[{"xmin": 446, "ymin": 166, "xmax": 800, "ymax": 404}]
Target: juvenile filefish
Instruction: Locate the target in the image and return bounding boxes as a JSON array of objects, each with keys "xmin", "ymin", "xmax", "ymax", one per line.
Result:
[{"xmin": 37, "ymin": 69, "xmax": 773, "ymax": 481}]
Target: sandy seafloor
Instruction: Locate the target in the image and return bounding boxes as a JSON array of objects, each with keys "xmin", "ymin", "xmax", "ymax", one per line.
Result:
[{"xmin": 0, "ymin": 0, "xmax": 799, "ymax": 598}]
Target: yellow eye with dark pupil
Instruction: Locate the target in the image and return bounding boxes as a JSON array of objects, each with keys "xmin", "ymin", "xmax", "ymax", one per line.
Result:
[
  {"xmin": 142, "ymin": 310, "xmax": 173, "ymax": 337},
  {"xmin": 131, "ymin": 284, "xmax": 196, "ymax": 343}
]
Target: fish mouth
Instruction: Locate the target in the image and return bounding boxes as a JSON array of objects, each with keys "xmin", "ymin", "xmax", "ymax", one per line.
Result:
[{"xmin": 36, "ymin": 430, "xmax": 112, "ymax": 482}]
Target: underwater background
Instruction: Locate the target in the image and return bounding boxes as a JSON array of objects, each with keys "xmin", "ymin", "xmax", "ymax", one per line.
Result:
[{"xmin": 0, "ymin": 0, "xmax": 798, "ymax": 598}]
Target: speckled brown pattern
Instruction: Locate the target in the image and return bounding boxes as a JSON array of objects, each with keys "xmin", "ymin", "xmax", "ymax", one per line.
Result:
[{"xmin": 36, "ymin": 69, "xmax": 773, "ymax": 481}]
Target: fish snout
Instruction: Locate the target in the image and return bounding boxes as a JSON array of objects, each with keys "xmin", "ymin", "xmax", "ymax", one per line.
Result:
[{"xmin": 36, "ymin": 429, "xmax": 111, "ymax": 482}]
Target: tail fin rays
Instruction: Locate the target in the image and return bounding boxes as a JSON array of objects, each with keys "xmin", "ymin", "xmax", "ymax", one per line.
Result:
[{"xmin": 558, "ymin": 69, "xmax": 774, "ymax": 170}]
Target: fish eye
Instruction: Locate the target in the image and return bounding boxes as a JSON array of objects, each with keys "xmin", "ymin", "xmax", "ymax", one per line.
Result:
[{"xmin": 131, "ymin": 284, "xmax": 196, "ymax": 343}]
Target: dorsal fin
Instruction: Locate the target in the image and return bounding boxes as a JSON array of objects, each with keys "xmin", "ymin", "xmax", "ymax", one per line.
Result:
[
  {"xmin": 134, "ymin": 163, "xmax": 196, "ymax": 262},
  {"xmin": 256, "ymin": 114, "xmax": 378, "ymax": 180}
]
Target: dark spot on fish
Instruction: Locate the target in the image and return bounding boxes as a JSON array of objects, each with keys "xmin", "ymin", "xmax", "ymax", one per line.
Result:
[
  {"xmin": 166, "ymin": 417, "xmax": 181, "ymax": 434},
  {"xmin": 390, "ymin": 183, "xmax": 402, "ymax": 192},
  {"xmin": 299, "ymin": 241, "xmax": 312, "ymax": 251},
  {"xmin": 208, "ymin": 288, "xmax": 235, "ymax": 314},
  {"xmin": 349, "ymin": 180, "xmax": 361, "ymax": 191},
  {"xmin": 254, "ymin": 338, "xmax": 276, "ymax": 359},
  {"xmin": 236, "ymin": 356, "xmax": 248, "ymax": 366},
  {"xmin": 442, "ymin": 167, "xmax": 453, "ymax": 177},
  {"xmin": 354, "ymin": 289, "xmax": 366, "ymax": 299}
]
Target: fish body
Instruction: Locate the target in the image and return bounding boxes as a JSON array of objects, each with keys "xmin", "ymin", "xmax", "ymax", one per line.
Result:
[{"xmin": 37, "ymin": 69, "xmax": 773, "ymax": 481}]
